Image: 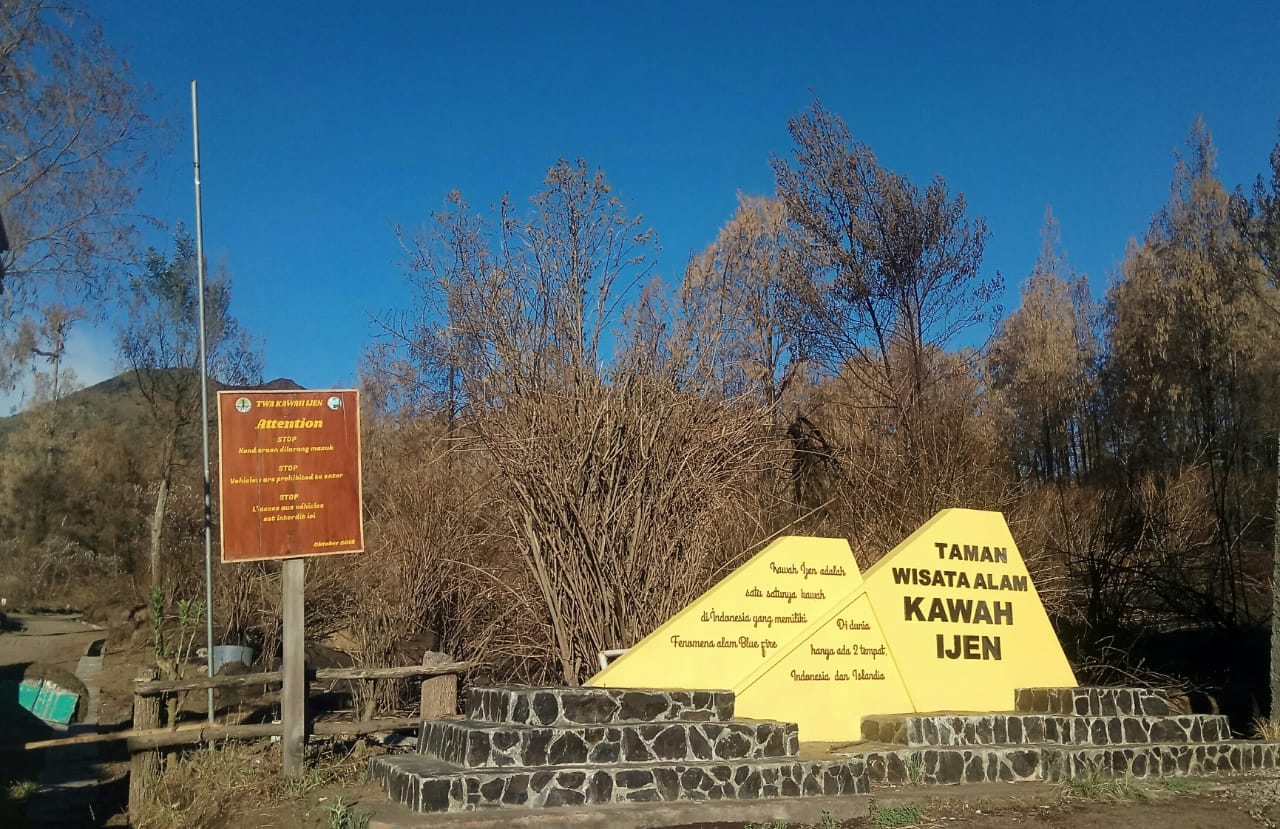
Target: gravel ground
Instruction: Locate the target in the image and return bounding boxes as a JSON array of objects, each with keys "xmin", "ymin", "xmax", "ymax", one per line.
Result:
[{"xmin": 1226, "ymin": 776, "xmax": 1280, "ymax": 827}]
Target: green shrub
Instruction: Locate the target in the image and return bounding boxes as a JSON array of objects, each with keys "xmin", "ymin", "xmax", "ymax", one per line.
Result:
[{"xmin": 872, "ymin": 802, "xmax": 925, "ymax": 827}]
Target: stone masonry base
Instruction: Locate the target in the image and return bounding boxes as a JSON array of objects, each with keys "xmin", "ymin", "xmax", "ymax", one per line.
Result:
[{"xmin": 371, "ymin": 685, "xmax": 1280, "ymax": 813}]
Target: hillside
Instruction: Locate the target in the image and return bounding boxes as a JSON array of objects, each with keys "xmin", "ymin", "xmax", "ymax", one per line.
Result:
[{"xmin": 0, "ymin": 371, "xmax": 305, "ymax": 455}]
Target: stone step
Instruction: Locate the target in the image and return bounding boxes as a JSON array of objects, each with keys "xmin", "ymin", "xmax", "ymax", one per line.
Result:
[
  {"xmin": 371, "ymin": 753, "xmax": 867, "ymax": 813},
  {"xmin": 466, "ymin": 686, "xmax": 735, "ymax": 727},
  {"xmin": 420, "ymin": 718, "xmax": 798, "ymax": 769},
  {"xmin": 860, "ymin": 712, "xmax": 1230, "ymax": 747},
  {"xmin": 851, "ymin": 740, "xmax": 1280, "ymax": 787},
  {"xmin": 1014, "ymin": 687, "xmax": 1170, "ymax": 717},
  {"xmin": 1047, "ymin": 741, "xmax": 1280, "ymax": 780},
  {"xmin": 857, "ymin": 744, "xmax": 1046, "ymax": 786}
]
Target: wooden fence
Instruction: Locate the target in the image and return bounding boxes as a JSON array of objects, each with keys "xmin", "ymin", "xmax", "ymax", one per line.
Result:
[{"xmin": 124, "ymin": 656, "xmax": 470, "ymax": 815}]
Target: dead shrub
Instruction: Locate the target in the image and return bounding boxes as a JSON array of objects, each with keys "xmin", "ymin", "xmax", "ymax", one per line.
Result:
[
  {"xmin": 785, "ymin": 348, "xmax": 1016, "ymax": 569},
  {"xmin": 305, "ymin": 412, "xmax": 522, "ymax": 709},
  {"xmin": 478, "ymin": 367, "xmax": 772, "ymax": 684},
  {"xmin": 0, "ymin": 535, "xmax": 128, "ymax": 609}
]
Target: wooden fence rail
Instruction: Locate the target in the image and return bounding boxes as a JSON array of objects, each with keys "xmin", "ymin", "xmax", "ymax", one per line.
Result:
[
  {"xmin": 23, "ymin": 716, "xmax": 425, "ymax": 752},
  {"xmin": 131, "ymin": 661, "xmax": 473, "ymax": 696}
]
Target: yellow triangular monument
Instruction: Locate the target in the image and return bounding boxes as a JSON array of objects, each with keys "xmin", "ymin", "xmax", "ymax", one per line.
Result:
[{"xmin": 588, "ymin": 509, "xmax": 1077, "ymax": 741}]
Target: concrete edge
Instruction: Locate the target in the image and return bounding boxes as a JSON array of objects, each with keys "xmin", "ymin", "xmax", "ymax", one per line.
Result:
[
  {"xmin": 365, "ymin": 792, "xmax": 873, "ymax": 828},
  {"xmin": 361, "ymin": 773, "xmax": 1280, "ymax": 828},
  {"xmin": 362, "ymin": 781, "xmax": 1065, "ymax": 828}
]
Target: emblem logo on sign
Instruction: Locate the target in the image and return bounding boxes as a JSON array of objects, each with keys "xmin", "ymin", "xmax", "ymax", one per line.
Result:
[{"xmin": 235, "ymin": 397, "xmax": 252, "ymax": 413}]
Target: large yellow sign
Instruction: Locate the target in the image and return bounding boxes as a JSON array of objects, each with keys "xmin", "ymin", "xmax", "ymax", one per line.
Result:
[
  {"xmin": 861, "ymin": 509, "xmax": 1073, "ymax": 714},
  {"xmin": 588, "ymin": 509, "xmax": 1076, "ymax": 741}
]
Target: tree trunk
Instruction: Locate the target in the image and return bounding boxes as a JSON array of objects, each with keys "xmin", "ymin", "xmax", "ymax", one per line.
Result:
[
  {"xmin": 149, "ymin": 433, "xmax": 176, "ymax": 589},
  {"xmin": 149, "ymin": 475, "xmax": 168, "ymax": 589}
]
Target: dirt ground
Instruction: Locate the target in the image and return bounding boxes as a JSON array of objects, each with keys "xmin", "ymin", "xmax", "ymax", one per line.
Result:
[
  {"xmin": 890, "ymin": 787, "xmax": 1277, "ymax": 827},
  {"xmin": 6, "ymin": 607, "xmax": 1280, "ymax": 828},
  {"xmin": 0, "ymin": 611, "xmax": 141, "ymax": 723},
  {"xmin": 0, "ymin": 610, "xmax": 136, "ymax": 827},
  {"xmin": 177, "ymin": 775, "xmax": 1280, "ymax": 829}
]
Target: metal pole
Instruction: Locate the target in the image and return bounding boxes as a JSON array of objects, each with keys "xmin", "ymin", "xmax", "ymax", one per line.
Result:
[{"xmin": 192, "ymin": 80, "xmax": 216, "ymax": 725}]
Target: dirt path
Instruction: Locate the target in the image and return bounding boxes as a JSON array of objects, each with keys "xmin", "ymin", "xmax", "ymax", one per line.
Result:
[
  {"xmin": 1, "ymin": 612, "xmax": 104, "ymax": 669},
  {"xmin": 0, "ymin": 612, "xmax": 131, "ymax": 827},
  {"xmin": 0, "ymin": 612, "xmax": 105, "ymax": 739},
  {"xmin": 897, "ymin": 790, "xmax": 1269, "ymax": 828}
]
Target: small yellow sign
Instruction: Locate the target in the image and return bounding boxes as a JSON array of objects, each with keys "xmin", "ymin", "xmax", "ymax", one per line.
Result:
[
  {"xmin": 588, "ymin": 509, "xmax": 1076, "ymax": 741},
  {"xmin": 586, "ymin": 536, "xmax": 862, "ymax": 693}
]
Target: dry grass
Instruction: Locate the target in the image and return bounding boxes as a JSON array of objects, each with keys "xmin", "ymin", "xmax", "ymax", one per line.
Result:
[
  {"xmin": 133, "ymin": 740, "xmax": 370, "ymax": 829},
  {"xmin": 1060, "ymin": 763, "xmax": 1152, "ymax": 802},
  {"xmin": 0, "ymin": 536, "xmax": 131, "ymax": 611},
  {"xmin": 1252, "ymin": 717, "xmax": 1280, "ymax": 741}
]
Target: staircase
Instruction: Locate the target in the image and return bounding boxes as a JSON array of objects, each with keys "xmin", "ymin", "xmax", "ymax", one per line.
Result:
[
  {"xmin": 372, "ymin": 685, "xmax": 1280, "ymax": 814},
  {"xmin": 853, "ymin": 686, "xmax": 1278, "ymax": 786},
  {"xmin": 370, "ymin": 686, "xmax": 867, "ymax": 813}
]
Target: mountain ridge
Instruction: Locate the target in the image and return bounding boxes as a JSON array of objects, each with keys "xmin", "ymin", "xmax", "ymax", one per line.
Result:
[{"xmin": 0, "ymin": 370, "xmax": 307, "ymax": 452}]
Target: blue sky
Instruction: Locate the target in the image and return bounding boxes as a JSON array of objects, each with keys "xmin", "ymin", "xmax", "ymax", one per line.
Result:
[{"xmin": 70, "ymin": 0, "xmax": 1280, "ymax": 393}]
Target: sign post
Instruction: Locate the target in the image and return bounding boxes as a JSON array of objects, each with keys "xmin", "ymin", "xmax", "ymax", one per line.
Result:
[
  {"xmin": 217, "ymin": 389, "xmax": 364, "ymax": 776},
  {"xmin": 281, "ymin": 558, "xmax": 305, "ymax": 775}
]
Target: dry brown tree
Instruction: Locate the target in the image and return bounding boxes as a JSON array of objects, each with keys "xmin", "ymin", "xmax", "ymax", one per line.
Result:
[
  {"xmin": 1104, "ymin": 119, "xmax": 1280, "ymax": 633},
  {"xmin": 373, "ymin": 159, "xmax": 772, "ymax": 685},
  {"xmin": 766, "ymin": 99, "xmax": 1010, "ymax": 555},
  {"xmin": 1, "ymin": 0, "xmax": 154, "ymax": 390}
]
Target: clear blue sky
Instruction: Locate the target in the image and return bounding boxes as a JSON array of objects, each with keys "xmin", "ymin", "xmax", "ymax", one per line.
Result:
[{"xmin": 83, "ymin": 0, "xmax": 1280, "ymax": 392}]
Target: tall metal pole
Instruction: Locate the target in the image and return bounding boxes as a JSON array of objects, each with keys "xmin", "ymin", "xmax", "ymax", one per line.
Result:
[{"xmin": 192, "ymin": 80, "xmax": 217, "ymax": 725}]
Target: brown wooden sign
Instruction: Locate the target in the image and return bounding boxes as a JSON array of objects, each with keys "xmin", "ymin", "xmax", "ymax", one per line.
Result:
[{"xmin": 217, "ymin": 389, "xmax": 364, "ymax": 562}]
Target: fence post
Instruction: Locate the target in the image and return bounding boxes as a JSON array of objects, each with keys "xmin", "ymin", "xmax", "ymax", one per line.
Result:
[
  {"xmin": 420, "ymin": 652, "xmax": 457, "ymax": 720},
  {"xmin": 129, "ymin": 666, "xmax": 161, "ymax": 816}
]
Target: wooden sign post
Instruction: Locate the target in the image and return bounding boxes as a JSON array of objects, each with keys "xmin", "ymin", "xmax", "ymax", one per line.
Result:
[
  {"xmin": 217, "ymin": 389, "xmax": 364, "ymax": 776},
  {"xmin": 281, "ymin": 559, "xmax": 304, "ymax": 775}
]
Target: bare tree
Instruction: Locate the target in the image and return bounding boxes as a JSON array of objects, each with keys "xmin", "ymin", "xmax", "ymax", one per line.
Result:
[
  {"xmin": 1105, "ymin": 117, "xmax": 1280, "ymax": 632},
  {"xmin": 117, "ymin": 227, "xmax": 261, "ymax": 588},
  {"xmin": 771, "ymin": 99, "xmax": 998, "ymax": 422},
  {"xmin": 1230, "ymin": 125, "xmax": 1280, "ymax": 716},
  {"xmin": 380, "ymin": 159, "xmax": 771, "ymax": 683},
  {"xmin": 765, "ymin": 100, "xmax": 1006, "ymax": 541},
  {"xmin": 989, "ymin": 208, "xmax": 1100, "ymax": 484},
  {"xmin": 391, "ymin": 160, "xmax": 658, "ymax": 409},
  {"xmin": 676, "ymin": 193, "xmax": 806, "ymax": 411},
  {"xmin": 0, "ymin": 0, "xmax": 154, "ymax": 386},
  {"xmin": 1231, "ymin": 123, "xmax": 1280, "ymax": 288}
]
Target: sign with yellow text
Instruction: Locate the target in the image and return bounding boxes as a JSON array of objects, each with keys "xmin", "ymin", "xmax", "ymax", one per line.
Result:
[
  {"xmin": 733, "ymin": 592, "xmax": 913, "ymax": 740},
  {"xmin": 588, "ymin": 536, "xmax": 861, "ymax": 696},
  {"xmin": 860, "ymin": 509, "xmax": 1075, "ymax": 714},
  {"xmin": 589, "ymin": 509, "xmax": 1076, "ymax": 741},
  {"xmin": 217, "ymin": 389, "xmax": 364, "ymax": 562}
]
